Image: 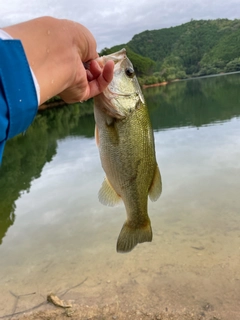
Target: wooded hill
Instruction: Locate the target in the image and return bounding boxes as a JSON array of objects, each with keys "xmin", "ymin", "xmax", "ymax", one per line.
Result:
[{"xmin": 100, "ymin": 19, "xmax": 240, "ymax": 85}]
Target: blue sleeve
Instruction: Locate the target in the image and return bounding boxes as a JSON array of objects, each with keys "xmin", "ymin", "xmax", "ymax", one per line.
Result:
[{"xmin": 0, "ymin": 39, "xmax": 38, "ymax": 162}]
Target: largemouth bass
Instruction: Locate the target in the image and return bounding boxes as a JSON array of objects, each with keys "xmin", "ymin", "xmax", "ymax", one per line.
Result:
[{"xmin": 94, "ymin": 49, "xmax": 162, "ymax": 253}]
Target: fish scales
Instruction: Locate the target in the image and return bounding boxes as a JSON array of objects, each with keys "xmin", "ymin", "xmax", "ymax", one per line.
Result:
[{"xmin": 93, "ymin": 48, "xmax": 162, "ymax": 253}]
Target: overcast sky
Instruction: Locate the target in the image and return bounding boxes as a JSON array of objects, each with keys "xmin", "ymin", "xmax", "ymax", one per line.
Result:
[{"xmin": 0, "ymin": 0, "xmax": 239, "ymax": 51}]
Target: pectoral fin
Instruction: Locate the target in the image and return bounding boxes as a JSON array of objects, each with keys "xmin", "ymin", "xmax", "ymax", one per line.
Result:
[
  {"xmin": 148, "ymin": 165, "xmax": 162, "ymax": 202},
  {"xmin": 98, "ymin": 177, "xmax": 122, "ymax": 206}
]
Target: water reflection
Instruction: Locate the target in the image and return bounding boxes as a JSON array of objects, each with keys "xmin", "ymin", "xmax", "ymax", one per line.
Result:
[
  {"xmin": 0, "ymin": 73, "xmax": 240, "ymax": 318},
  {"xmin": 0, "ymin": 102, "xmax": 95, "ymax": 245},
  {"xmin": 1, "ymin": 74, "xmax": 240, "ymax": 245},
  {"xmin": 146, "ymin": 73, "xmax": 240, "ymax": 129}
]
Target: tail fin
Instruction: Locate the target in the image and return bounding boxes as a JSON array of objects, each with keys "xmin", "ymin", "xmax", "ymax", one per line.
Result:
[{"xmin": 116, "ymin": 221, "xmax": 152, "ymax": 253}]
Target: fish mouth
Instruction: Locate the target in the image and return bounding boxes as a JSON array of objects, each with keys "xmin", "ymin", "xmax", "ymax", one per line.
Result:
[
  {"xmin": 83, "ymin": 48, "xmax": 127, "ymax": 76},
  {"xmin": 97, "ymin": 48, "xmax": 127, "ymax": 65},
  {"xmin": 93, "ymin": 48, "xmax": 145, "ymax": 119}
]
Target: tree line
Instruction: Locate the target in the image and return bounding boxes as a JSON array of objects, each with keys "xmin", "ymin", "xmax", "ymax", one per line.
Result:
[{"xmin": 100, "ymin": 19, "xmax": 240, "ymax": 85}]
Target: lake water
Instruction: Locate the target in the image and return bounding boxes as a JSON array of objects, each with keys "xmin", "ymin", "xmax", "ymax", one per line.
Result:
[{"xmin": 0, "ymin": 74, "xmax": 240, "ymax": 319}]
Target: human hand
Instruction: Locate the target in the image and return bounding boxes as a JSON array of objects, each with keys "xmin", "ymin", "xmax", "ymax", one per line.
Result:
[
  {"xmin": 59, "ymin": 58, "xmax": 114, "ymax": 103},
  {"xmin": 3, "ymin": 17, "xmax": 114, "ymax": 105}
]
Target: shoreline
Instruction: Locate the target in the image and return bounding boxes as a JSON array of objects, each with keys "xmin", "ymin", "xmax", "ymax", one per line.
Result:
[
  {"xmin": 142, "ymin": 81, "xmax": 169, "ymax": 89},
  {"xmin": 142, "ymin": 79, "xmax": 181, "ymax": 89},
  {"xmin": 142, "ymin": 70, "xmax": 240, "ymax": 89}
]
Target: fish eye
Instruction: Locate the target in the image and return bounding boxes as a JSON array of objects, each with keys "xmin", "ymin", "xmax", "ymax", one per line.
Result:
[{"xmin": 125, "ymin": 67, "xmax": 135, "ymax": 78}]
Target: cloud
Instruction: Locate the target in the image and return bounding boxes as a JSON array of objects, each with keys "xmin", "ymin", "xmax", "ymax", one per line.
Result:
[{"xmin": 0, "ymin": 0, "xmax": 239, "ymax": 50}]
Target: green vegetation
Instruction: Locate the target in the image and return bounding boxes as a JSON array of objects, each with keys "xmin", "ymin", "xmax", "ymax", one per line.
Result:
[
  {"xmin": 100, "ymin": 44, "xmax": 156, "ymax": 78},
  {"xmin": 100, "ymin": 19, "xmax": 240, "ymax": 85}
]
